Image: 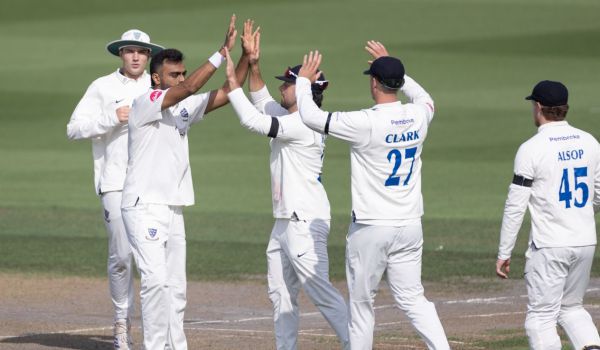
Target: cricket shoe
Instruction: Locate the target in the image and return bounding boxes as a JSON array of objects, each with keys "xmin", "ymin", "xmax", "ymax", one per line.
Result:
[{"xmin": 113, "ymin": 319, "xmax": 132, "ymax": 350}]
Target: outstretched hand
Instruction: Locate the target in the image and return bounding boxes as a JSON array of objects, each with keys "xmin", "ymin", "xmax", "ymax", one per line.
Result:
[
  {"xmin": 495, "ymin": 258, "xmax": 511, "ymax": 279},
  {"xmin": 241, "ymin": 19, "xmax": 260, "ymax": 62},
  {"xmin": 365, "ymin": 40, "xmax": 389, "ymax": 64},
  {"xmin": 223, "ymin": 47, "xmax": 239, "ymax": 91},
  {"xmin": 222, "ymin": 14, "xmax": 238, "ymax": 53},
  {"xmin": 297, "ymin": 51, "xmax": 322, "ymax": 83}
]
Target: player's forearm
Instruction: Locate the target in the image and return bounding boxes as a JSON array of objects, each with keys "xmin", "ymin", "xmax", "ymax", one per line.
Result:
[
  {"xmin": 66, "ymin": 113, "xmax": 119, "ymax": 140},
  {"xmin": 235, "ymin": 54, "xmax": 251, "ymax": 88},
  {"xmin": 248, "ymin": 62, "xmax": 265, "ymax": 93},
  {"xmin": 498, "ymin": 184, "xmax": 531, "ymax": 259},
  {"xmin": 401, "ymin": 75, "xmax": 434, "ymax": 119},
  {"xmin": 228, "ymin": 88, "xmax": 273, "ymax": 135},
  {"xmin": 162, "ymin": 56, "xmax": 222, "ymax": 110},
  {"xmin": 296, "ymin": 77, "xmax": 329, "ymax": 134}
]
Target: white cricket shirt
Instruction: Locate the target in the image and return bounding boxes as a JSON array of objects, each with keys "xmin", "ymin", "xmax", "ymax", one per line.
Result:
[
  {"xmin": 67, "ymin": 70, "xmax": 151, "ymax": 194},
  {"xmin": 296, "ymin": 76, "xmax": 434, "ymax": 225},
  {"xmin": 228, "ymin": 86, "xmax": 330, "ymax": 220},
  {"xmin": 121, "ymin": 88, "xmax": 209, "ymax": 208},
  {"xmin": 498, "ymin": 121, "xmax": 600, "ymax": 259}
]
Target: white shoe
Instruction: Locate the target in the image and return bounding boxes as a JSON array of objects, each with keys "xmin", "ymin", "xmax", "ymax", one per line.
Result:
[{"xmin": 113, "ymin": 319, "xmax": 132, "ymax": 350}]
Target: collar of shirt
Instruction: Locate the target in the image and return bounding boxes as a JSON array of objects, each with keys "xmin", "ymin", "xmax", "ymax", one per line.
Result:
[
  {"xmin": 537, "ymin": 120, "xmax": 569, "ymax": 133},
  {"xmin": 372, "ymin": 101, "xmax": 402, "ymax": 110},
  {"xmin": 114, "ymin": 69, "xmax": 148, "ymax": 85}
]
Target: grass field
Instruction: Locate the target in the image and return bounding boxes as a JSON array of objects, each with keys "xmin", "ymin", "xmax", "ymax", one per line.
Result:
[{"xmin": 1, "ymin": 0, "xmax": 600, "ymax": 285}]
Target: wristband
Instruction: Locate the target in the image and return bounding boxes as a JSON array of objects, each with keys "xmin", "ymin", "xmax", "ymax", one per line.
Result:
[{"xmin": 208, "ymin": 51, "xmax": 225, "ymax": 68}]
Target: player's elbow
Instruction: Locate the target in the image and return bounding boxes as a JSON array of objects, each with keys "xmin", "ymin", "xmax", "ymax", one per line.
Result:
[{"xmin": 66, "ymin": 125, "xmax": 81, "ymax": 140}]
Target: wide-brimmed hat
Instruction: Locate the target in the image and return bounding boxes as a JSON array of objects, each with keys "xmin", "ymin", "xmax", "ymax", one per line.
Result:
[{"xmin": 106, "ymin": 29, "xmax": 164, "ymax": 56}]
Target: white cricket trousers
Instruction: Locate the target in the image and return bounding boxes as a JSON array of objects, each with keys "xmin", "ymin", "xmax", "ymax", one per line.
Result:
[
  {"xmin": 100, "ymin": 191, "xmax": 134, "ymax": 321},
  {"xmin": 267, "ymin": 218, "xmax": 349, "ymax": 350},
  {"xmin": 122, "ymin": 204, "xmax": 187, "ymax": 350},
  {"xmin": 524, "ymin": 244, "xmax": 600, "ymax": 350},
  {"xmin": 346, "ymin": 222, "xmax": 450, "ymax": 350}
]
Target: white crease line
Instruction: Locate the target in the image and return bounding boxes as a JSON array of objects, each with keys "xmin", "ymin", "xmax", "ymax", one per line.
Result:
[
  {"xmin": 185, "ymin": 315, "xmax": 272, "ymax": 325},
  {"xmin": 459, "ymin": 311, "xmax": 524, "ymax": 318},
  {"xmin": 184, "ymin": 327, "xmax": 273, "ymax": 334}
]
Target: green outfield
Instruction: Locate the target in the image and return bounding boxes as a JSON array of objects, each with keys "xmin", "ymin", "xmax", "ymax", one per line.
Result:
[{"xmin": 1, "ymin": 0, "xmax": 600, "ymax": 283}]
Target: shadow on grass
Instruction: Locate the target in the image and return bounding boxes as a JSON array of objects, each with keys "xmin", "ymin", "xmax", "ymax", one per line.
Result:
[{"xmin": 0, "ymin": 333, "xmax": 112, "ymax": 349}]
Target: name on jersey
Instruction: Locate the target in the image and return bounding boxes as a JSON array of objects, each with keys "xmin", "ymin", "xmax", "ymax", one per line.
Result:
[
  {"xmin": 549, "ymin": 134, "xmax": 580, "ymax": 142},
  {"xmin": 385, "ymin": 131, "xmax": 419, "ymax": 144},
  {"xmin": 558, "ymin": 149, "xmax": 584, "ymax": 162},
  {"xmin": 390, "ymin": 118, "xmax": 414, "ymax": 126}
]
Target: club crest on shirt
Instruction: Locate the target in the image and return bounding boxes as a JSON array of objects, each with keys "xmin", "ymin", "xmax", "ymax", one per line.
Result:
[
  {"xmin": 146, "ymin": 228, "xmax": 159, "ymax": 241},
  {"xmin": 149, "ymin": 90, "xmax": 163, "ymax": 102},
  {"xmin": 176, "ymin": 108, "xmax": 189, "ymax": 136},
  {"xmin": 104, "ymin": 209, "xmax": 110, "ymax": 223}
]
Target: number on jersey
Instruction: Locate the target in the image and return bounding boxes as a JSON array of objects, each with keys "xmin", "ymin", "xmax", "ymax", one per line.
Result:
[
  {"xmin": 385, "ymin": 147, "xmax": 417, "ymax": 187},
  {"xmin": 559, "ymin": 167, "xmax": 588, "ymax": 208}
]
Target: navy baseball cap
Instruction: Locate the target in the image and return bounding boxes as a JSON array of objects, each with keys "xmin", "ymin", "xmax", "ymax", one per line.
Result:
[
  {"xmin": 275, "ymin": 65, "xmax": 329, "ymax": 90},
  {"xmin": 525, "ymin": 80, "xmax": 568, "ymax": 107},
  {"xmin": 364, "ymin": 56, "xmax": 405, "ymax": 90}
]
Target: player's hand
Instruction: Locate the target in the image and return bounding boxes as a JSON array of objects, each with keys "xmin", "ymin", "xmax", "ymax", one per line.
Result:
[
  {"xmin": 365, "ymin": 40, "xmax": 389, "ymax": 64},
  {"xmin": 116, "ymin": 106, "xmax": 130, "ymax": 123},
  {"xmin": 495, "ymin": 258, "xmax": 511, "ymax": 279},
  {"xmin": 241, "ymin": 19, "xmax": 260, "ymax": 60},
  {"xmin": 221, "ymin": 14, "xmax": 237, "ymax": 54},
  {"xmin": 248, "ymin": 31, "xmax": 261, "ymax": 65},
  {"xmin": 224, "ymin": 48, "xmax": 240, "ymax": 90},
  {"xmin": 298, "ymin": 50, "xmax": 322, "ymax": 83}
]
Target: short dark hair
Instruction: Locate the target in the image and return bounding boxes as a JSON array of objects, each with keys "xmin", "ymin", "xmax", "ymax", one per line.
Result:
[
  {"xmin": 311, "ymin": 85, "xmax": 326, "ymax": 107},
  {"xmin": 541, "ymin": 104, "xmax": 569, "ymax": 121},
  {"xmin": 150, "ymin": 48, "xmax": 184, "ymax": 86}
]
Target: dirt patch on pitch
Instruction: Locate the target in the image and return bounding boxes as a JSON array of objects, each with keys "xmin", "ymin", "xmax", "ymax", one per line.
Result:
[{"xmin": 1, "ymin": 273, "xmax": 599, "ymax": 349}]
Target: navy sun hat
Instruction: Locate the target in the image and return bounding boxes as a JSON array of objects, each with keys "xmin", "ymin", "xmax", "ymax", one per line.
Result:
[
  {"xmin": 364, "ymin": 56, "xmax": 405, "ymax": 90},
  {"xmin": 275, "ymin": 65, "xmax": 329, "ymax": 90},
  {"xmin": 525, "ymin": 80, "xmax": 568, "ymax": 107}
]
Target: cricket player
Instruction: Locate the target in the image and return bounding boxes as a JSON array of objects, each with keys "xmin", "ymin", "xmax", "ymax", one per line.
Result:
[
  {"xmin": 221, "ymin": 31, "xmax": 349, "ymax": 349},
  {"xmin": 120, "ymin": 16, "xmax": 256, "ymax": 350},
  {"xmin": 67, "ymin": 29, "xmax": 163, "ymax": 349},
  {"xmin": 496, "ymin": 80, "xmax": 600, "ymax": 350},
  {"xmin": 295, "ymin": 44, "xmax": 450, "ymax": 350}
]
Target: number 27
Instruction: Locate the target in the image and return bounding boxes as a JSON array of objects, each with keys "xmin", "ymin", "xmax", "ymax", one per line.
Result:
[{"xmin": 385, "ymin": 147, "xmax": 417, "ymax": 187}]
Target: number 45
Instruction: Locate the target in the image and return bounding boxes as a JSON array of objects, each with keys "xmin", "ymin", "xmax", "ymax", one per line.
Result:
[{"xmin": 559, "ymin": 167, "xmax": 589, "ymax": 208}]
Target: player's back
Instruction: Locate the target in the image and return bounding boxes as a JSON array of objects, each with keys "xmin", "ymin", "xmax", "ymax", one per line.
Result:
[
  {"xmin": 520, "ymin": 121, "xmax": 600, "ymax": 247},
  {"xmin": 350, "ymin": 101, "xmax": 430, "ymax": 222}
]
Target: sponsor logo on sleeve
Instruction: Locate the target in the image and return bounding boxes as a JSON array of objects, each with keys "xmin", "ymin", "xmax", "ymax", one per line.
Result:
[{"xmin": 149, "ymin": 90, "xmax": 163, "ymax": 102}]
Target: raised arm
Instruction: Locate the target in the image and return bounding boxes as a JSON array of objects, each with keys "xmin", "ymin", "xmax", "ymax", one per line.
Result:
[
  {"xmin": 224, "ymin": 48, "xmax": 280, "ymax": 137},
  {"xmin": 160, "ymin": 14, "xmax": 237, "ymax": 111},
  {"xmin": 365, "ymin": 40, "xmax": 434, "ymax": 123},
  {"xmin": 296, "ymin": 51, "xmax": 370, "ymax": 145},
  {"xmin": 204, "ymin": 19, "xmax": 259, "ymax": 114},
  {"xmin": 245, "ymin": 31, "xmax": 287, "ymax": 116}
]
